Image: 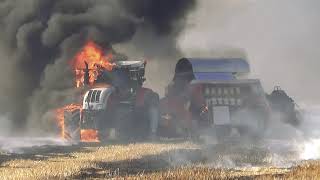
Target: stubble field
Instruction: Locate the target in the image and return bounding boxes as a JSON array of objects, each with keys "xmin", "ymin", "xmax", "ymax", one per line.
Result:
[{"xmin": 0, "ymin": 139, "xmax": 319, "ymax": 180}]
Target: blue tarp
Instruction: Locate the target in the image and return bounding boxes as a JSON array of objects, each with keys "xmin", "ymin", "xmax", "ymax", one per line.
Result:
[
  {"xmin": 187, "ymin": 58, "xmax": 250, "ymax": 74},
  {"xmin": 193, "ymin": 72, "xmax": 234, "ymax": 80}
]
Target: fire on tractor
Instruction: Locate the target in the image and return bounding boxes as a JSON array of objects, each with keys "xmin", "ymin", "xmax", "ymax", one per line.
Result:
[{"xmin": 55, "ymin": 41, "xmax": 302, "ymax": 143}]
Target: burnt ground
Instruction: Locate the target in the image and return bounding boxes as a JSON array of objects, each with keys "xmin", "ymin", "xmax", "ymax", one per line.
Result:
[{"xmin": 0, "ymin": 138, "xmax": 317, "ymax": 179}]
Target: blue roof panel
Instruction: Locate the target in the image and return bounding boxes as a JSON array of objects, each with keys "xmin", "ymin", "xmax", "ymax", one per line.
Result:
[
  {"xmin": 194, "ymin": 72, "xmax": 235, "ymax": 81},
  {"xmin": 187, "ymin": 58, "xmax": 250, "ymax": 74}
]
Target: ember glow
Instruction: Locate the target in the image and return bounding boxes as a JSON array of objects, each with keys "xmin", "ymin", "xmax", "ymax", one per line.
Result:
[
  {"xmin": 80, "ymin": 129, "xmax": 100, "ymax": 142},
  {"xmin": 70, "ymin": 41, "xmax": 114, "ymax": 87},
  {"xmin": 55, "ymin": 104, "xmax": 82, "ymax": 139}
]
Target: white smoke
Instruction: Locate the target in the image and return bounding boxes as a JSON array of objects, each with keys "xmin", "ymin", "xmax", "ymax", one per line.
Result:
[
  {"xmin": 300, "ymin": 139, "xmax": 320, "ymax": 160},
  {"xmin": 297, "ymin": 106, "xmax": 320, "ymax": 160},
  {"xmin": 178, "ymin": 0, "xmax": 320, "ymax": 105},
  {"xmin": 173, "ymin": 0, "xmax": 320, "ymax": 167},
  {"xmin": 0, "ymin": 137, "xmax": 71, "ymax": 154},
  {"xmin": 0, "ymin": 114, "xmax": 11, "ymax": 137}
]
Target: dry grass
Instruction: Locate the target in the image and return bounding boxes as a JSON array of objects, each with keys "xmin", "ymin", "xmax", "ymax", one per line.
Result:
[
  {"xmin": 0, "ymin": 141, "xmax": 319, "ymax": 179},
  {"xmin": 0, "ymin": 142, "xmax": 197, "ymax": 179}
]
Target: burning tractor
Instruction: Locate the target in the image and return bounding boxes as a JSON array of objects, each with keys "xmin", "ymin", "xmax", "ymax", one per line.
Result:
[
  {"xmin": 80, "ymin": 60, "xmax": 160, "ymax": 141},
  {"xmin": 56, "ymin": 41, "xmax": 159, "ymax": 142},
  {"xmin": 158, "ymin": 58, "xmax": 301, "ymax": 141}
]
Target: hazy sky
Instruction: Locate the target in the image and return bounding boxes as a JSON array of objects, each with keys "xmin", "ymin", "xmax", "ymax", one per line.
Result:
[{"xmin": 179, "ymin": 0, "xmax": 320, "ymax": 105}]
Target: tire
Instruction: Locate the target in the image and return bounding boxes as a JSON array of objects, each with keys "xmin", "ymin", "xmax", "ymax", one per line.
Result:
[
  {"xmin": 113, "ymin": 103, "xmax": 134, "ymax": 140},
  {"xmin": 142, "ymin": 91, "xmax": 160, "ymax": 139},
  {"xmin": 64, "ymin": 109, "xmax": 81, "ymax": 141}
]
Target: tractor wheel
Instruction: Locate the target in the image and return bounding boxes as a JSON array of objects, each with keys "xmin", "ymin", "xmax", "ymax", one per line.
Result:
[
  {"xmin": 63, "ymin": 109, "xmax": 81, "ymax": 141},
  {"xmin": 143, "ymin": 91, "xmax": 160, "ymax": 139}
]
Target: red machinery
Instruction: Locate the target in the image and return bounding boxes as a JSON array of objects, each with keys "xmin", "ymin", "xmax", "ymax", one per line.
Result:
[{"xmin": 158, "ymin": 58, "xmax": 301, "ymax": 141}]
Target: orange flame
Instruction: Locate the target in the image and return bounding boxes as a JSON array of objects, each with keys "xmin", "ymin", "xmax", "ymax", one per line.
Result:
[
  {"xmin": 80, "ymin": 129, "xmax": 100, "ymax": 142},
  {"xmin": 55, "ymin": 104, "xmax": 100, "ymax": 142},
  {"xmin": 70, "ymin": 40, "xmax": 114, "ymax": 88},
  {"xmin": 55, "ymin": 104, "xmax": 82, "ymax": 139}
]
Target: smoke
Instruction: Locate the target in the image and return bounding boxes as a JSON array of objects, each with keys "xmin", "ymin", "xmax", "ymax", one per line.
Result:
[
  {"xmin": 175, "ymin": 0, "xmax": 320, "ymax": 166},
  {"xmin": 178, "ymin": 0, "xmax": 320, "ymax": 104},
  {"xmin": 192, "ymin": 104, "xmax": 320, "ymax": 168},
  {"xmin": 0, "ymin": 0, "xmax": 196, "ymax": 133},
  {"xmin": 0, "ymin": 114, "xmax": 11, "ymax": 137},
  {"xmin": 0, "ymin": 137, "xmax": 71, "ymax": 154}
]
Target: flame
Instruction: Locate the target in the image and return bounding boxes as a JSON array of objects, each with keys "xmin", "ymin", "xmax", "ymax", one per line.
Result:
[
  {"xmin": 54, "ymin": 41, "xmax": 112, "ymax": 142},
  {"xmin": 55, "ymin": 104, "xmax": 100, "ymax": 142},
  {"xmin": 80, "ymin": 129, "xmax": 100, "ymax": 142},
  {"xmin": 55, "ymin": 104, "xmax": 82, "ymax": 139},
  {"xmin": 70, "ymin": 40, "xmax": 114, "ymax": 88}
]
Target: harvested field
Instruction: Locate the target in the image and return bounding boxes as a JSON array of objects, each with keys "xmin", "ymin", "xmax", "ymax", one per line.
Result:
[{"xmin": 0, "ymin": 138, "xmax": 319, "ymax": 179}]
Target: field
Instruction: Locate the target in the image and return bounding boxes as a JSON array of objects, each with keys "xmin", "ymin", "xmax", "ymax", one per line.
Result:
[{"xmin": 1, "ymin": 138, "xmax": 319, "ymax": 180}]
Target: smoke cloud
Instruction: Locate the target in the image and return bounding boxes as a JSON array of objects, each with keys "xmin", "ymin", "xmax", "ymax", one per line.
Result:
[
  {"xmin": 1, "ymin": 0, "xmax": 319, "ymax": 137},
  {"xmin": 178, "ymin": 0, "xmax": 320, "ymax": 105},
  {"xmin": 0, "ymin": 0, "xmax": 196, "ymax": 133},
  {"xmin": 175, "ymin": 0, "xmax": 320, "ymax": 167}
]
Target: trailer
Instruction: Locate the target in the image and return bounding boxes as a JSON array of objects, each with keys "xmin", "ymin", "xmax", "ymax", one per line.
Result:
[{"xmin": 158, "ymin": 58, "xmax": 301, "ymax": 141}]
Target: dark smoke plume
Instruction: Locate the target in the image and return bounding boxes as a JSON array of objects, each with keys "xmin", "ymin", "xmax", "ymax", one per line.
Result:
[{"xmin": 0, "ymin": 0, "xmax": 196, "ymax": 133}]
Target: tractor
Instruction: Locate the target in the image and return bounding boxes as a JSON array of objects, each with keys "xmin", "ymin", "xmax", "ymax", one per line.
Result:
[{"xmin": 63, "ymin": 60, "xmax": 159, "ymax": 142}]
